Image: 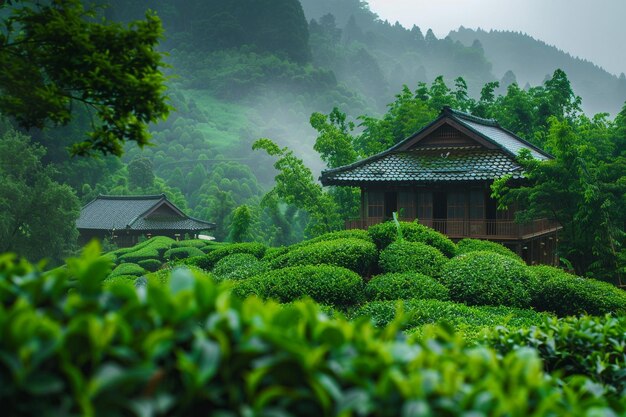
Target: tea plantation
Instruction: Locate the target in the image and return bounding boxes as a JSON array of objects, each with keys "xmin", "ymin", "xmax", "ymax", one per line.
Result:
[{"xmin": 2, "ymin": 221, "xmax": 626, "ymax": 415}]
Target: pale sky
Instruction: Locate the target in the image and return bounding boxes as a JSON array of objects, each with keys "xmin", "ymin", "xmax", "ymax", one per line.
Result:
[{"xmin": 367, "ymin": 0, "xmax": 626, "ymax": 76}]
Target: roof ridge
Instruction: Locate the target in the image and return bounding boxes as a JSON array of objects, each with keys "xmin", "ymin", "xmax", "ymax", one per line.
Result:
[
  {"xmin": 442, "ymin": 106, "xmax": 499, "ymax": 127},
  {"xmin": 97, "ymin": 194, "xmax": 166, "ymax": 200}
]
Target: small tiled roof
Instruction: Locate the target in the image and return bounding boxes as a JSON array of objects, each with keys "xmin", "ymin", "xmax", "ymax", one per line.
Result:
[
  {"xmin": 321, "ymin": 107, "xmax": 552, "ymax": 186},
  {"xmin": 77, "ymin": 194, "xmax": 214, "ymax": 231}
]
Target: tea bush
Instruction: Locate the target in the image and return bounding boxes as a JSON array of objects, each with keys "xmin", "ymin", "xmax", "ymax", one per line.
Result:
[
  {"xmin": 164, "ymin": 246, "xmax": 205, "ymax": 261},
  {"xmin": 355, "ymin": 299, "xmax": 548, "ymax": 340},
  {"xmin": 109, "ymin": 262, "xmax": 145, "ymax": 277},
  {"xmin": 269, "ymin": 238, "xmax": 377, "ymax": 275},
  {"xmin": 262, "ymin": 245, "xmax": 290, "ymax": 261},
  {"xmin": 232, "ymin": 264, "xmax": 365, "ymax": 308},
  {"xmin": 170, "ymin": 239, "xmax": 209, "ymax": 249},
  {"xmin": 211, "ymin": 253, "xmax": 268, "ymax": 281},
  {"xmin": 137, "ymin": 258, "xmax": 162, "ymax": 272},
  {"xmin": 456, "ymin": 238, "xmax": 522, "ymax": 261},
  {"xmin": 367, "ymin": 221, "xmax": 456, "ymax": 257},
  {"xmin": 365, "ymin": 272, "xmax": 450, "ymax": 302},
  {"xmin": 116, "ymin": 236, "xmax": 175, "ymax": 263},
  {"xmin": 262, "ymin": 230, "xmax": 373, "ymax": 262},
  {"xmin": 489, "ymin": 314, "xmax": 626, "ymax": 398},
  {"xmin": 440, "ymin": 251, "xmax": 535, "ymax": 308},
  {"xmin": 199, "ymin": 241, "xmax": 230, "ymax": 253},
  {"xmin": 529, "ymin": 265, "xmax": 626, "ymax": 316},
  {"xmin": 188, "ymin": 242, "xmax": 267, "ymax": 270},
  {"xmin": 102, "ymin": 274, "xmax": 136, "ymax": 290},
  {"xmin": 378, "ymin": 240, "xmax": 447, "ymax": 277},
  {"xmin": 0, "ymin": 247, "xmax": 619, "ymax": 416}
]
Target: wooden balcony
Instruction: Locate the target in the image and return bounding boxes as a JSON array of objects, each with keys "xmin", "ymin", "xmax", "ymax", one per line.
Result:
[{"xmin": 345, "ymin": 217, "xmax": 561, "ymax": 241}]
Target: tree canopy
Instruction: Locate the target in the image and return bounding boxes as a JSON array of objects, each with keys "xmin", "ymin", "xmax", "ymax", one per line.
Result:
[
  {"xmin": 0, "ymin": 0, "xmax": 170, "ymax": 156},
  {"xmin": 0, "ymin": 126, "xmax": 80, "ymax": 262}
]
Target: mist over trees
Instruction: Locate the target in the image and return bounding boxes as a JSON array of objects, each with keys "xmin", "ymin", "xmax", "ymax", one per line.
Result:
[{"xmin": 0, "ymin": 0, "xmax": 623, "ymax": 281}]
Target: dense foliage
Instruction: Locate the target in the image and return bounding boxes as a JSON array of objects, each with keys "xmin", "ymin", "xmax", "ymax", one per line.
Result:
[
  {"xmin": 354, "ymin": 299, "xmax": 548, "ymax": 339},
  {"xmin": 530, "ymin": 265, "xmax": 626, "ymax": 316},
  {"xmin": 378, "ymin": 240, "xmax": 447, "ymax": 277},
  {"xmin": 0, "ymin": 127, "xmax": 80, "ymax": 263},
  {"xmin": 211, "ymin": 253, "xmax": 268, "ymax": 281},
  {"xmin": 365, "ymin": 272, "xmax": 450, "ymax": 302},
  {"xmin": 269, "ymin": 237, "xmax": 377, "ymax": 275},
  {"xmin": 488, "ymin": 314, "xmax": 626, "ymax": 399},
  {"xmin": 367, "ymin": 221, "xmax": 456, "ymax": 257},
  {"xmin": 233, "ymin": 264, "xmax": 364, "ymax": 308},
  {"xmin": 0, "ymin": 0, "xmax": 169, "ymax": 156},
  {"xmin": 1, "ymin": 249, "xmax": 621, "ymax": 415},
  {"xmin": 456, "ymin": 238, "xmax": 522, "ymax": 261},
  {"xmin": 187, "ymin": 242, "xmax": 267, "ymax": 271},
  {"xmin": 440, "ymin": 252, "xmax": 535, "ymax": 308}
]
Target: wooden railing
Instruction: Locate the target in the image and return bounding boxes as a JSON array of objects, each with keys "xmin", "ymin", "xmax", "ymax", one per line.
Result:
[{"xmin": 345, "ymin": 217, "xmax": 560, "ymax": 240}]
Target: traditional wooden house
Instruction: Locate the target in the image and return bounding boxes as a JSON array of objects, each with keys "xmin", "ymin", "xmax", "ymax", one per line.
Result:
[
  {"xmin": 320, "ymin": 107, "xmax": 560, "ymax": 265},
  {"xmin": 77, "ymin": 194, "xmax": 215, "ymax": 247}
]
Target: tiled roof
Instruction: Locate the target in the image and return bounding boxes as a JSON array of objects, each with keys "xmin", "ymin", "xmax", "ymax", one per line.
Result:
[
  {"xmin": 77, "ymin": 194, "xmax": 214, "ymax": 231},
  {"xmin": 322, "ymin": 149, "xmax": 523, "ymax": 185},
  {"xmin": 454, "ymin": 115, "xmax": 550, "ymax": 161},
  {"xmin": 321, "ymin": 107, "xmax": 552, "ymax": 186}
]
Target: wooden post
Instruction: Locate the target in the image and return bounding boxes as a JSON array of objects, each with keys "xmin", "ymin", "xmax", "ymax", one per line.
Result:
[{"xmin": 360, "ymin": 188, "xmax": 366, "ymax": 229}]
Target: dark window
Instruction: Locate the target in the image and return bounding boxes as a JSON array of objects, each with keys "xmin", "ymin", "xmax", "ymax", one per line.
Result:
[
  {"xmin": 384, "ymin": 192, "xmax": 398, "ymax": 219},
  {"xmin": 433, "ymin": 192, "xmax": 447, "ymax": 219}
]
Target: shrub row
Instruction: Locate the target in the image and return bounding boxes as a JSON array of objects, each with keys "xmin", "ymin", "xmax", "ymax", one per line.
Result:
[
  {"xmin": 378, "ymin": 240, "xmax": 447, "ymax": 277},
  {"xmin": 211, "ymin": 253, "xmax": 268, "ymax": 281},
  {"xmin": 116, "ymin": 236, "xmax": 175, "ymax": 263},
  {"xmin": 187, "ymin": 242, "xmax": 267, "ymax": 271},
  {"xmin": 170, "ymin": 239, "xmax": 209, "ymax": 249},
  {"xmin": 488, "ymin": 314, "xmax": 626, "ymax": 398},
  {"xmin": 109, "ymin": 262, "xmax": 145, "ymax": 278},
  {"xmin": 263, "ymin": 229, "xmax": 374, "ymax": 262},
  {"xmin": 456, "ymin": 238, "xmax": 522, "ymax": 261},
  {"xmin": 355, "ymin": 299, "xmax": 548, "ymax": 340},
  {"xmin": 440, "ymin": 251, "xmax": 534, "ymax": 308},
  {"xmin": 269, "ymin": 238, "xmax": 377, "ymax": 275},
  {"xmin": 232, "ymin": 264, "xmax": 365, "ymax": 308},
  {"xmin": 164, "ymin": 246, "xmax": 205, "ymax": 261},
  {"xmin": 0, "ymin": 248, "xmax": 620, "ymax": 416},
  {"xmin": 367, "ymin": 221, "xmax": 456, "ymax": 257},
  {"xmin": 530, "ymin": 265, "xmax": 626, "ymax": 316},
  {"xmin": 365, "ymin": 272, "xmax": 450, "ymax": 302}
]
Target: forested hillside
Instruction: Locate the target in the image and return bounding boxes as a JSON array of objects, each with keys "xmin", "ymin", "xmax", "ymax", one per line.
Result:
[
  {"xmin": 449, "ymin": 27, "xmax": 626, "ymax": 115},
  {"xmin": 1, "ymin": 0, "xmax": 624, "ymax": 280}
]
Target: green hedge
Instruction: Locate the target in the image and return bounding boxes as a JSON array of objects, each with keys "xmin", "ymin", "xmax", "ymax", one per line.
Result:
[
  {"xmin": 189, "ymin": 242, "xmax": 267, "ymax": 271},
  {"xmin": 116, "ymin": 236, "xmax": 175, "ymax": 263},
  {"xmin": 212, "ymin": 253, "xmax": 268, "ymax": 281},
  {"xmin": 355, "ymin": 299, "xmax": 548, "ymax": 339},
  {"xmin": 263, "ymin": 230, "xmax": 374, "ymax": 263},
  {"xmin": 456, "ymin": 238, "xmax": 522, "ymax": 261},
  {"xmin": 269, "ymin": 238, "xmax": 377, "ymax": 275},
  {"xmin": 109, "ymin": 262, "xmax": 145, "ymax": 278},
  {"xmin": 262, "ymin": 246, "xmax": 290, "ymax": 261},
  {"xmin": 137, "ymin": 258, "xmax": 162, "ymax": 272},
  {"xmin": 170, "ymin": 239, "xmax": 209, "ymax": 249},
  {"xmin": 529, "ymin": 265, "xmax": 626, "ymax": 316},
  {"xmin": 440, "ymin": 251, "xmax": 534, "ymax": 308},
  {"xmin": 367, "ymin": 221, "xmax": 456, "ymax": 257},
  {"xmin": 0, "ymin": 248, "xmax": 619, "ymax": 416},
  {"xmin": 164, "ymin": 246, "xmax": 205, "ymax": 261},
  {"xmin": 365, "ymin": 272, "xmax": 450, "ymax": 302},
  {"xmin": 378, "ymin": 240, "xmax": 447, "ymax": 277},
  {"xmin": 232, "ymin": 265, "xmax": 365, "ymax": 308},
  {"xmin": 488, "ymin": 314, "xmax": 626, "ymax": 398},
  {"xmin": 102, "ymin": 274, "xmax": 136, "ymax": 290},
  {"xmin": 199, "ymin": 241, "xmax": 230, "ymax": 253}
]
